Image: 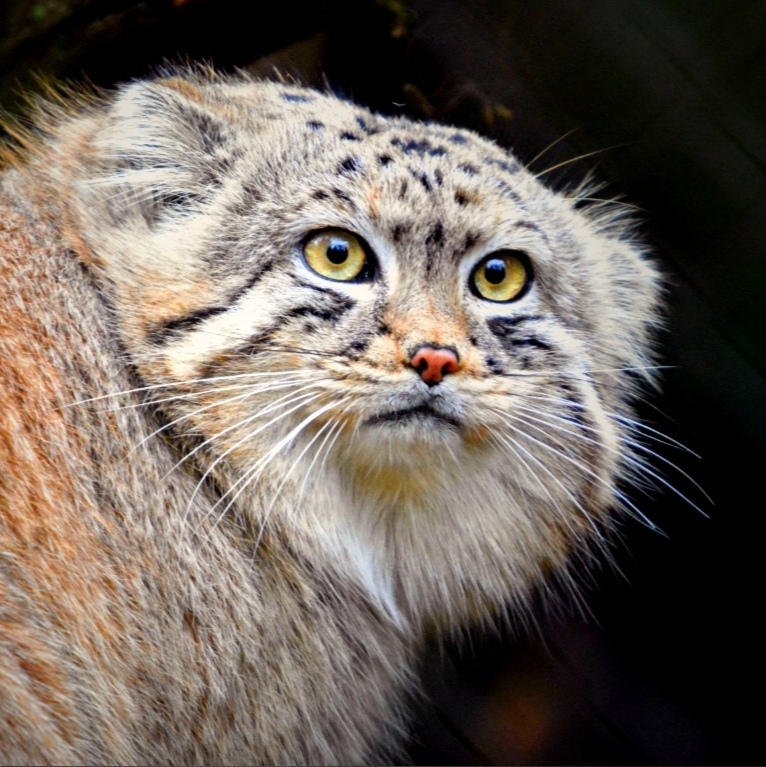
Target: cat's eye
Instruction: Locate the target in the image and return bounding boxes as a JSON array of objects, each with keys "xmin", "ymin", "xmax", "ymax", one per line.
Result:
[
  {"xmin": 303, "ymin": 229, "xmax": 373, "ymax": 282},
  {"xmin": 470, "ymin": 250, "xmax": 531, "ymax": 302}
]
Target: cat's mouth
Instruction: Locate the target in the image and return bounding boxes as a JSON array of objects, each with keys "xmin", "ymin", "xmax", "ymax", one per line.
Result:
[{"xmin": 366, "ymin": 402, "xmax": 461, "ymax": 429}]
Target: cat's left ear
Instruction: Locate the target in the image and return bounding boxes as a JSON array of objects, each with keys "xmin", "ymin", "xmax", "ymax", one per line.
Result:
[{"xmin": 87, "ymin": 77, "xmax": 238, "ymax": 226}]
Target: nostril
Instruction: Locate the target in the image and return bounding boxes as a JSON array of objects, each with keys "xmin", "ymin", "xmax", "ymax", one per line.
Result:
[{"xmin": 410, "ymin": 346, "xmax": 460, "ymax": 386}]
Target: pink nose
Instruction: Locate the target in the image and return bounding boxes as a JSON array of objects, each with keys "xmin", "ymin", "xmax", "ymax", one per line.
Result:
[{"xmin": 410, "ymin": 346, "xmax": 460, "ymax": 386}]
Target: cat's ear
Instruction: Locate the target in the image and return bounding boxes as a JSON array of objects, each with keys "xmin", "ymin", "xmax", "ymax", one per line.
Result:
[{"xmin": 88, "ymin": 79, "xmax": 237, "ymax": 225}]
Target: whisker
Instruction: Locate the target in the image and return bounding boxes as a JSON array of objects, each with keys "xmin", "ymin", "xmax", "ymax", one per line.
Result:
[
  {"xmin": 98, "ymin": 377, "xmax": 311, "ymax": 414},
  {"xmin": 197, "ymin": 396, "xmax": 351, "ymax": 544},
  {"xmin": 181, "ymin": 389, "xmax": 326, "ymax": 527},
  {"xmin": 131, "ymin": 380, "xmax": 317, "ymax": 458},
  {"xmin": 509, "ymin": 402, "xmax": 709, "ymax": 509},
  {"xmin": 61, "ymin": 369, "xmax": 312, "ymax": 409},
  {"xmin": 533, "ymin": 144, "xmax": 625, "ymax": 180},
  {"xmin": 497, "ymin": 409, "xmax": 662, "ymax": 533},
  {"xmin": 568, "ymin": 196, "xmax": 645, "ymax": 212},
  {"xmin": 611, "ymin": 413, "xmax": 700, "ymax": 457},
  {"xmin": 489, "ymin": 429, "xmax": 595, "ymax": 544},
  {"xmin": 526, "ymin": 127, "xmax": 581, "ymax": 169}
]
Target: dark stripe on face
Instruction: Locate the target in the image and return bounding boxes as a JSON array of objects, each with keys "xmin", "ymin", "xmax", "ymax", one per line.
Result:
[
  {"xmin": 149, "ymin": 259, "xmax": 280, "ymax": 345},
  {"xmin": 283, "ymin": 296, "xmax": 355, "ymax": 324},
  {"xmin": 148, "ymin": 305, "xmax": 229, "ymax": 344},
  {"xmin": 487, "ymin": 317, "xmax": 551, "ymax": 352},
  {"xmin": 492, "ymin": 314, "xmax": 542, "ymax": 328},
  {"xmin": 510, "ymin": 337, "xmax": 551, "ymax": 350},
  {"xmin": 233, "ymin": 293, "xmax": 354, "ymax": 357}
]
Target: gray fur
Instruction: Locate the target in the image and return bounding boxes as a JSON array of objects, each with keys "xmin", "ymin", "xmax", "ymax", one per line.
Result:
[{"xmin": 0, "ymin": 69, "xmax": 662, "ymax": 764}]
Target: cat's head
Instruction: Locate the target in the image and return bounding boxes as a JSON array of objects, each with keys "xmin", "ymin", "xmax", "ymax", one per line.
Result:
[{"xmin": 46, "ymin": 70, "xmax": 662, "ymax": 622}]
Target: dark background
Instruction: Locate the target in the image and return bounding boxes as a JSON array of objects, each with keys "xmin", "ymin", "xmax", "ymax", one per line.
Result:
[{"xmin": 1, "ymin": 1, "xmax": 763, "ymax": 763}]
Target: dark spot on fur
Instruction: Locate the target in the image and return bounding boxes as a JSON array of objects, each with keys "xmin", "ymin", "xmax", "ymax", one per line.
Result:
[
  {"xmin": 399, "ymin": 139, "xmax": 444, "ymax": 156},
  {"xmin": 425, "ymin": 223, "xmax": 444, "ymax": 248},
  {"xmin": 391, "ymin": 222, "xmax": 411, "ymax": 242},
  {"xmin": 313, "ymin": 190, "xmax": 330, "ymax": 200},
  {"xmin": 398, "ymin": 179, "xmax": 409, "ymax": 200},
  {"xmin": 464, "ymin": 232, "xmax": 480, "ymax": 250},
  {"xmin": 341, "ymin": 132, "xmax": 361, "ymax": 141},
  {"xmin": 494, "ymin": 179, "xmax": 522, "ymax": 204},
  {"xmin": 458, "ymin": 163, "xmax": 478, "ymax": 176},
  {"xmin": 377, "ymin": 321, "xmax": 390, "ymax": 335},
  {"xmin": 484, "ymin": 157, "xmax": 520, "ymax": 175},
  {"xmin": 416, "ymin": 172, "xmax": 432, "ymax": 192},
  {"xmin": 339, "ymin": 157, "xmax": 362, "ymax": 175},
  {"xmin": 434, "ymin": 169, "xmax": 443, "ymax": 186},
  {"xmin": 425, "ymin": 222, "xmax": 445, "ymax": 272},
  {"xmin": 485, "ymin": 356, "xmax": 504, "ymax": 373},
  {"xmin": 454, "ymin": 190, "xmax": 469, "ymax": 206},
  {"xmin": 449, "ymin": 133, "xmax": 468, "ymax": 144},
  {"xmin": 281, "ymin": 93, "xmax": 313, "ymax": 103},
  {"xmin": 332, "ymin": 188, "xmax": 354, "ymax": 204},
  {"xmin": 515, "ymin": 220, "xmax": 541, "ymax": 232},
  {"xmin": 378, "ymin": 154, "xmax": 393, "ymax": 166},
  {"xmin": 302, "ymin": 322, "xmax": 317, "ymax": 334},
  {"xmin": 342, "ymin": 337, "xmax": 370, "ymax": 357},
  {"xmin": 307, "ymin": 120, "xmax": 324, "ymax": 130}
]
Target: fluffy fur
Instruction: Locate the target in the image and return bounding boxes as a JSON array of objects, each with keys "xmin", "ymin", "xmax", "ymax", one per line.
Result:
[{"xmin": 0, "ymin": 69, "xmax": 661, "ymax": 764}]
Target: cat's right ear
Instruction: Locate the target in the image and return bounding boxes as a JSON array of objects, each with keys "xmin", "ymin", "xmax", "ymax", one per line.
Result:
[{"xmin": 88, "ymin": 79, "xmax": 237, "ymax": 226}]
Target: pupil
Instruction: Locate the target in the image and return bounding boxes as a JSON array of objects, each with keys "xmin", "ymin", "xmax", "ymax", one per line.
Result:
[
  {"xmin": 327, "ymin": 242, "xmax": 349, "ymax": 264},
  {"xmin": 484, "ymin": 259, "xmax": 506, "ymax": 285}
]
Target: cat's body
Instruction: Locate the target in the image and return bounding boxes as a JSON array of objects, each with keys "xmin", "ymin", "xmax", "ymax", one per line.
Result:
[{"xmin": 0, "ymin": 70, "xmax": 660, "ymax": 764}]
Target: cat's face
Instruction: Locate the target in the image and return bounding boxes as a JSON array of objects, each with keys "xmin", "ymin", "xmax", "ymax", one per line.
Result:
[{"xmin": 58, "ymin": 73, "xmax": 661, "ymax": 619}]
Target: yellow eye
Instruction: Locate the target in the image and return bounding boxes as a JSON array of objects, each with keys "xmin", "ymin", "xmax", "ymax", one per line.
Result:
[
  {"xmin": 303, "ymin": 229, "xmax": 371, "ymax": 282},
  {"xmin": 470, "ymin": 251, "xmax": 531, "ymax": 302}
]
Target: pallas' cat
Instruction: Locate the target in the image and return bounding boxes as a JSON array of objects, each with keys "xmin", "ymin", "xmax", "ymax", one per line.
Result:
[{"xmin": 0, "ymin": 69, "xmax": 660, "ymax": 764}]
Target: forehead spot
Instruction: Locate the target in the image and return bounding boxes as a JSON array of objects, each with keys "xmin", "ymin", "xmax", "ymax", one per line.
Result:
[
  {"xmin": 484, "ymin": 157, "xmax": 520, "ymax": 175},
  {"xmin": 281, "ymin": 92, "xmax": 314, "ymax": 103},
  {"xmin": 464, "ymin": 232, "xmax": 480, "ymax": 250},
  {"xmin": 340, "ymin": 132, "xmax": 361, "ymax": 141},
  {"xmin": 425, "ymin": 222, "xmax": 444, "ymax": 247},
  {"xmin": 338, "ymin": 157, "xmax": 362, "ymax": 175},
  {"xmin": 391, "ymin": 222, "xmax": 412, "ymax": 242}
]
